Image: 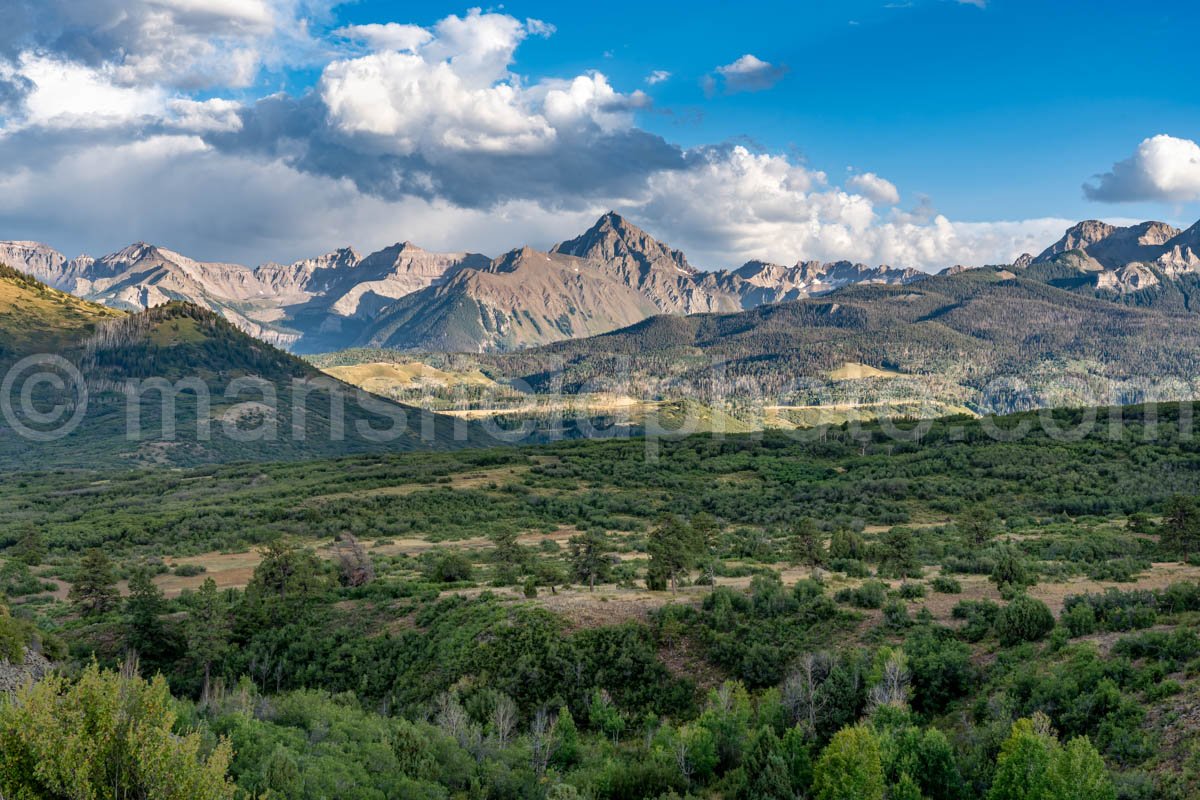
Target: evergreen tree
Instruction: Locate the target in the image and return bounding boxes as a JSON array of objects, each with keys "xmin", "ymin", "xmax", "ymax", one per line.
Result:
[
  {"xmin": 126, "ymin": 563, "xmax": 165, "ymax": 658},
  {"xmin": 890, "ymin": 773, "xmax": 923, "ymax": 800},
  {"xmin": 647, "ymin": 515, "xmax": 695, "ymax": 593},
  {"xmin": 744, "ymin": 727, "xmax": 794, "ymax": 800},
  {"xmin": 691, "ymin": 512, "xmax": 721, "ymax": 590},
  {"xmin": 489, "ymin": 529, "xmax": 525, "ymax": 579},
  {"xmin": 553, "ymin": 705, "xmax": 580, "ymax": 768},
  {"xmin": 188, "ymin": 577, "xmax": 231, "ymax": 697},
  {"xmin": 568, "ymin": 529, "xmax": 612, "ymax": 591},
  {"xmin": 957, "ymin": 507, "xmax": 998, "ymax": 547},
  {"xmin": 990, "ymin": 544, "xmax": 1033, "ymax": 591},
  {"xmin": 10, "ymin": 526, "xmax": 45, "ymax": 567},
  {"xmin": 68, "ymin": 548, "xmax": 119, "ymax": 617},
  {"xmin": 829, "ymin": 528, "xmax": 866, "ymax": 561},
  {"xmin": 876, "ymin": 527, "xmax": 920, "ymax": 579},
  {"xmin": 241, "ymin": 539, "xmax": 325, "ymax": 628},
  {"xmin": 1161, "ymin": 495, "xmax": 1200, "ymax": 559},
  {"xmin": 788, "ymin": 518, "xmax": 825, "ymax": 575}
]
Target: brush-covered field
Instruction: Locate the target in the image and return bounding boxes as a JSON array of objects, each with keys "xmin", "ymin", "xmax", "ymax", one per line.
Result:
[{"xmin": 4, "ymin": 404, "xmax": 1200, "ymax": 799}]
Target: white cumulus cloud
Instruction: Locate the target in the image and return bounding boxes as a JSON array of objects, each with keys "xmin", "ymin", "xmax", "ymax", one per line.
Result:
[
  {"xmin": 630, "ymin": 146, "xmax": 1070, "ymax": 270},
  {"xmin": 335, "ymin": 23, "xmax": 433, "ymax": 53},
  {"xmin": 713, "ymin": 54, "xmax": 788, "ymax": 93},
  {"xmin": 11, "ymin": 54, "xmax": 169, "ymax": 129},
  {"xmin": 318, "ymin": 9, "xmax": 649, "ymax": 158},
  {"xmin": 1085, "ymin": 134, "xmax": 1200, "ymax": 203},
  {"xmin": 846, "ymin": 172, "xmax": 901, "ymax": 206}
]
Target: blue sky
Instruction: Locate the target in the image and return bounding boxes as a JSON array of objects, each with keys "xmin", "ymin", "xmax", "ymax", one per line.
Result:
[
  {"xmin": 0, "ymin": 0, "xmax": 1197, "ymax": 269},
  {"xmin": 339, "ymin": 0, "xmax": 1197, "ymax": 223}
]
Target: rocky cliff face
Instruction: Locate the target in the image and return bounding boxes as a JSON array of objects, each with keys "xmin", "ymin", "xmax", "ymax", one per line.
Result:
[
  {"xmin": 1035, "ymin": 220, "xmax": 1184, "ymax": 269},
  {"xmin": 0, "ymin": 241, "xmax": 69, "ymax": 288},
  {"xmin": 1155, "ymin": 222, "xmax": 1200, "ymax": 275},
  {"xmin": 0, "ymin": 648, "xmax": 52, "ymax": 695},
  {"xmin": 361, "ymin": 246, "xmax": 661, "ymax": 351},
  {"xmin": 255, "ymin": 247, "xmax": 362, "ymax": 301},
  {"xmin": 732, "ymin": 258, "xmax": 920, "ymax": 306},
  {"xmin": 326, "ymin": 243, "xmax": 488, "ymax": 318}
]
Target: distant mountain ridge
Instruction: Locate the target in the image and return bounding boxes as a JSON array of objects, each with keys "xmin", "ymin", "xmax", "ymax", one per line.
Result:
[
  {"xmin": 5, "ymin": 212, "xmax": 1200, "ymax": 355},
  {"xmin": 0, "ymin": 213, "xmax": 926, "ymax": 354}
]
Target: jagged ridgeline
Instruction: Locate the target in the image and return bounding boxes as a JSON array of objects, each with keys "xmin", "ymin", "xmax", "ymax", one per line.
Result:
[{"xmin": 0, "ymin": 265, "xmax": 488, "ymax": 468}]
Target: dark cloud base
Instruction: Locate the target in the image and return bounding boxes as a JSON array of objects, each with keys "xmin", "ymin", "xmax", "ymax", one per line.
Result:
[{"xmin": 206, "ymin": 92, "xmax": 688, "ymax": 209}]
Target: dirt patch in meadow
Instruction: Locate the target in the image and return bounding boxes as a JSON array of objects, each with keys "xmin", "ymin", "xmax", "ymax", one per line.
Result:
[
  {"xmin": 1027, "ymin": 561, "xmax": 1200, "ymax": 615},
  {"xmin": 153, "ymin": 549, "xmax": 266, "ymax": 596}
]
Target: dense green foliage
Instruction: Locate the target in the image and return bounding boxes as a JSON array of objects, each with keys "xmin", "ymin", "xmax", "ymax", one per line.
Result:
[{"xmin": 3, "ymin": 408, "xmax": 1200, "ymax": 798}]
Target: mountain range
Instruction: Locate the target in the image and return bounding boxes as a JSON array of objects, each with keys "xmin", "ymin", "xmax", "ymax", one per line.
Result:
[
  {"xmin": 7, "ymin": 213, "xmax": 1200, "ymax": 448},
  {"xmin": 368, "ymin": 215, "xmax": 1200, "ymax": 422},
  {"xmin": 0, "ymin": 213, "xmax": 924, "ymax": 354}
]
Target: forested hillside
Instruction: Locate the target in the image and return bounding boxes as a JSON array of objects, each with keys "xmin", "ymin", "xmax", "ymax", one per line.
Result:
[
  {"xmin": 0, "ymin": 266, "xmax": 489, "ymax": 467},
  {"xmin": 448, "ymin": 268, "xmax": 1200, "ymax": 416}
]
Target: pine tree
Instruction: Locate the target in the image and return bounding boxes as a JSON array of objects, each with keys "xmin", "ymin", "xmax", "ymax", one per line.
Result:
[
  {"xmin": 188, "ymin": 577, "xmax": 231, "ymax": 698},
  {"xmin": 68, "ymin": 548, "xmax": 119, "ymax": 617},
  {"xmin": 691, "ymin": 512, "xmax": 721, "ymax": 591},
  {"xmin": 241, "ymin": 539, "xmax": 325, "ymax": 628},
  {"xmin": 957, "ymin": 507, "xmax": 998, "ymax": 547},
  {"xmin": 876, "ymin": 527, "xmax": 920, "ymax": 579},
  {"xmin": 647, "ymin": 515, "xmax": 695, "ymax": 593},
  {"xmin": 489, "ymin": 529, "xmax": 525, "ymax": 583},
  {"xmin": 568, "ymin": 529, "xmax": 612, "ymax": 591},
  {"xmin": 126, "ymin": 563, "xmax": 165, "ymax": 658},
  {"xmin": 1161, "ymin": 495, "xmax": 1200, "ymax": 559},
  {"xmin": 788, "ymin": 517, "xmax": 825, "ymax": 575}
]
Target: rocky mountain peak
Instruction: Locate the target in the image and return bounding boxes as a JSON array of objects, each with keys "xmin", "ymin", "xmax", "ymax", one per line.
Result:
[
  {"xmin": 1036, "ymin": 219, "xmax": 1186, "ymax": 269},
  {"xmin": 1131, "ymin": 220, "xmax": 1181, "ymax": 246},
  {"xmin": 552, "ymin": 212, "xmax": 693, "ymax": 275},
  {"xmin": 489, "ymin": 246, "xmax": 547, "ymax": 274}
]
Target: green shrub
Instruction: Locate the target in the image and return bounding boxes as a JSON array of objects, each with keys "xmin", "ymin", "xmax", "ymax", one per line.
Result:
[
  {"xmin": 896, "ymin": 582, "xmax": 925, "ymax": 600},
  {"xmin": 882, "ymin": 600, "xmax": 911, "ymax": 629},
  {"xmin": 951, "ymin": 600, "xmax": 999, "ymax": 642},
  {"xmin": 989, "ymin": 545, "xmax": 1033, "ymax": 591},
  {"xmin": 1062, "ymin": 588, "xmax": 1159, "ymax": 632},
  {"xmin": 836, "ymin": 581, "xmax": 887, "ymax": 609},
  {"xmin": 996, "ymin": 595, "xmax": 1055, "ymax": 646},
  {"xmin": 1062, "ymin": 603, "xmax": 1097, "ymax": 637},
  {"xmin": 828, "ymin": 559, "xmax": 870, "ymax": 578},
  {"xmin": 1085, "ymin": 558, "xmax": 1147, "ymax": 583},
  {"xmin": 427, "ymin": 552, "xmax": 474, "ymax": 583},
  {"xmin": 930, "ymin": 576, "xmax": 961, "ymax": 594},
  {"xmin": 173, "ymin": 563, "xmax": 207, "ymax": 577}
]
